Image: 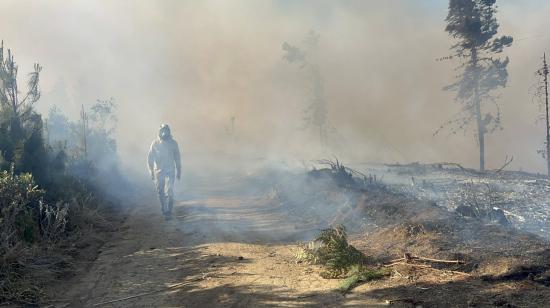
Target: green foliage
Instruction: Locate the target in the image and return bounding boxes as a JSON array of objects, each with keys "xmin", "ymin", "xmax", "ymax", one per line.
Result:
[
  {"xmin": 439, "ymin": 0, "xmax": 513, "ymax": 171},
  {"xmin": 338, "ymin": 264, "xmax": 390, "ymax": 294},
  {"xmin": 0, "ymin": 166, "xmax": 44, "ymax": 255},
  {"xmin": 0, "ymin": 40, "xmax": 42, "ymax": 114},
  {"xmin": 0, "ymin": 41, "xmax": 50, "ymax": 185},
  {"xmin": 315, "ymin": 225, "xmax": 367, "ymax": 279},
  {"xmin": 0, "ymin": 40, "xmax": 120, "ymax": 306},
  {"xmin": 298, "ymin": 225, "xmax": 388, "ymax": 293},
  {"xmin": 442, "ymin": 0, "xmax": 512, "ymax": 135},
  {"xmin": 0, "ymin": 41, "xmax": 120, "ymax": 199}
]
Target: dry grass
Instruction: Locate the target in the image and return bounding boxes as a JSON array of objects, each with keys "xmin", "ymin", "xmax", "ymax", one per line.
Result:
[{"xmin": 0, "ymin": 182, "xmax": 116, "ymax": 305}]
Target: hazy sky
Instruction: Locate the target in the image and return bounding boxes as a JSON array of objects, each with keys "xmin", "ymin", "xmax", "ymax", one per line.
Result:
[{"xmin": 2, "ymin": 0, "xmax": 550, "ymax": 173}]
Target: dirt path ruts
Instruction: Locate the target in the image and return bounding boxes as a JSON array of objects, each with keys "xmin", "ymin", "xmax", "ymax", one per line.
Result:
[{"xmin": 50, "ymin": 189, "xmax": 384, "ymax": 308}]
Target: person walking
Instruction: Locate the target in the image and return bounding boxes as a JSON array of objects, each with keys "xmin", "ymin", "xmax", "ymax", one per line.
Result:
[{"xmin": 147, "ymin": 124, "xmax": 181, "ymax": 219}]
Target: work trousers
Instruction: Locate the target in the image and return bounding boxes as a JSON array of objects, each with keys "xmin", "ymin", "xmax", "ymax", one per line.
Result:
[{"xmin": 156, "ymin": 171, "xmax": 174, "ymax": 215}]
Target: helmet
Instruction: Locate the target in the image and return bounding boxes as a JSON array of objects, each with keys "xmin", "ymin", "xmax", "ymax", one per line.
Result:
[{"xmin": 159, "ymin": 124, "xmax": 171, "ymax": 140}]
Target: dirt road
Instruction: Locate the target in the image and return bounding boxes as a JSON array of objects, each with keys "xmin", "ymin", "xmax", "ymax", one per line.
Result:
[
  {"xmin": 46, "ymin": 172, "xmax": 550, "ymax": 308},
  {"xmin": 50, "ymin": 182, "xmax": 387, "ymax": 308}
]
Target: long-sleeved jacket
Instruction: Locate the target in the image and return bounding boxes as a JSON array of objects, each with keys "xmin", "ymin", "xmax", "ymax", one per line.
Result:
[{"xmin": 147, "ymin": 137, "xmax": 181, "ymax": 176}]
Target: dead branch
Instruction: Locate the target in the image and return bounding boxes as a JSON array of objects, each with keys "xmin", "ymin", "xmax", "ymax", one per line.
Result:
[
  {"xmin": 436, "ymin": 162, "xmax": 467, "ymax": 171},
  {"xmin": 315, "ymin": 158, "xmax": 375, "ymax": 184},
  {"xmin": 384, "ymin": 262, "xmax": 472, "ymax": 276},
  {"xmin": 414, "ymin": 256, "xmax": 464, "ymax": 264},
  {"xmin": 446, "ymin": 270, "xmax": 472, "ymax": 276},
  {"xmin": 386, "ymin": 298, "xmax": 422, "ymax": 305},
  {"xmin": 91, "ymin": 280, "xmax": 195, "ymax": 306},
  {"xmin": 385, "ymin": 253, "xmax": 464, "ymax": 265},
  {"xmin": 493, "ymin": 155, "xmax": 514, "ymax": 173}
]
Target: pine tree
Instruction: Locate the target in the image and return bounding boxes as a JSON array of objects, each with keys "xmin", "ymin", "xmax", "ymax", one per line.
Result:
[
  {"xmin": 0, "ymin": 41, "xmax": 46, "ymax": 178},
  {"xmin": 283, "ymin": 31, "xmax": 331, "ymax": 147},
  {"xmin": 442, "ymin": 0, "xmax": 512, "ymax": 171}
]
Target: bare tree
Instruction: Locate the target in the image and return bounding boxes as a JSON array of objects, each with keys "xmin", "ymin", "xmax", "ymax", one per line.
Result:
[
  {"xmin": 439, "ymin": 0, "xmax": 512, "ymax": 171},
  {"xmin": 533, "ymin": 53, "xmax": 550, "ymax": 176}
]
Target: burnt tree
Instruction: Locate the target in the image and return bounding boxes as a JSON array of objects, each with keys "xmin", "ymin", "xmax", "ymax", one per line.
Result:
[
  {"xmin": 442, "ymin": 0, "xmax": 512, "ymax": 171},
  {"xmin": 535, "ymin": 53, "xmax": 550, "ymax": 176}
]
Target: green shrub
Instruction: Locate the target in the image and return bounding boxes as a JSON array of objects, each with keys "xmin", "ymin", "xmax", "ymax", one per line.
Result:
[
  {"xmin": 298, "ymin": 225, "xmax": 390, "ymax": 294},
  {"xmin": 315, "ymin": 225, "xmax": 368, "ymax": 278},
  {"xmin": 0, "ymin": 166, "xmax": 44, "ymax": 255},
  {"xmin": 0, "ymin": 40, "xmax": 119, "ymax": 305}
]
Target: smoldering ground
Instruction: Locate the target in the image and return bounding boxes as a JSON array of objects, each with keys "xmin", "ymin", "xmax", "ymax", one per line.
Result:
[{"xmin": 2, "ymin": 1, "xmax": 550, "ymax": 241}]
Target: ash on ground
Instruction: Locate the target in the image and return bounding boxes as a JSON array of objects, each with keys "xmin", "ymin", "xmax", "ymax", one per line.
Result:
[{"xmin": 359, "ymin": 162, "xmax": 550, "ymax": 239}]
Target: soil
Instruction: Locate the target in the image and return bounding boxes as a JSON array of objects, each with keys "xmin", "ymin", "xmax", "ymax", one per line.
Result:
[{"xmin": 43, "ymin": 173, "xmax": 550, "ymax": 308}]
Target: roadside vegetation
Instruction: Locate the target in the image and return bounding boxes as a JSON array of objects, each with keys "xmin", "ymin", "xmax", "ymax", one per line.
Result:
[{"xmin": 0, "ymin": 41, "xmax": 126, "ymax": 305}]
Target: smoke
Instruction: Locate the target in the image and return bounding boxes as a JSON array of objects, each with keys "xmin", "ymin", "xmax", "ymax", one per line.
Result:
[{"xmin": 1, "ymin": 0, "xmax": 550, "ymax": 175}]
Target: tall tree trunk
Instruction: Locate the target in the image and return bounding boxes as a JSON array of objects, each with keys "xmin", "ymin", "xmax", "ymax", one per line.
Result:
[
  {"xmin": 475, "ymin": 93, "xmax": 485, "ymax": 172},
  {"xmin": 319, "ymin": 125, "xmax": 323, "ymax": 148},
  {"xmin": 472, "ymin": 47, "xmax": 485, "ymax": 172},
  {"xmin": 543, "ymin": 53, "xmax": 550, "ymax": 177}
]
